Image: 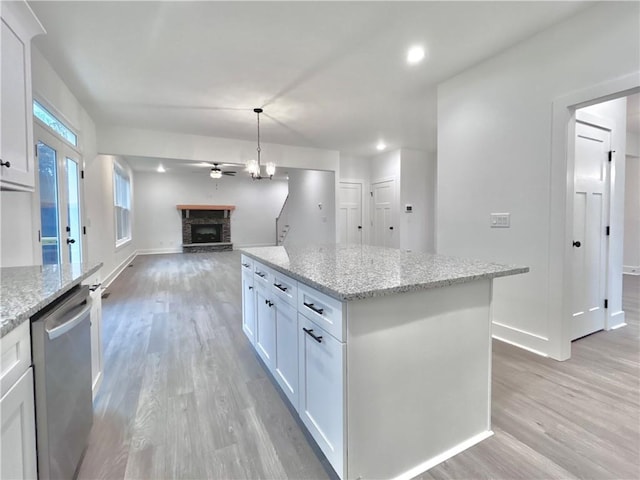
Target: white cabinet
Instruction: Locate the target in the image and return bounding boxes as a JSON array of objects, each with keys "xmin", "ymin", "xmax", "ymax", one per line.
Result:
[
  {"xmin": 0, "ymin": 321, "xmax": 37, "ymax": 480},
  {"xmin": 0, "ymin": 0, "xmax": 44, "ymax": 191},
  {"xmin": 298, "ymin": 313, "xmax": 345, "ymax": 477},
  {"xmin": 254, "ymin": 281, "xmax": 276, "ymax": 369},
  {"xmin": 241, "ymin": 269, "xmax": 256, "ymax": 344},
  {"xmin": 273, "ymin": 299, "xmax": 298, "ymax": 410},
  {"xmin": 89, "ymin": 285, "xmax": 103, "ymax": 397}
]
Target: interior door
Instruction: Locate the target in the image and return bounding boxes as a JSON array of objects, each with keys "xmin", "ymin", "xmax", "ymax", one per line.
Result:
[
  {"xmin": 338, "ymin": 181, "xmax": 363, "ymax": 244},
  {"xmin": 371, "ymin": 179, "xmax": 396, "ymax": 248},
  {"xmin": 571, "ymin": 117, "xmax": 609, "ymax": 340},
  {"xmin": 35, "ymin": 126, "xmax": 83, "ymax": 264}
]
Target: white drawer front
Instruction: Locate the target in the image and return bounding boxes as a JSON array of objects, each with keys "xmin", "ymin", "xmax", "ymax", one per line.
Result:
[
  {"xmin": 271, "ymin": 270, "xmax": 298, "ymax": 307},
  {"xmin": 0, "ymin": 321, "xmax": 31, "ymax": 398},
  {"xmin": 253, "ymin": 261, "xmax": 272, "ymax": 287},
  {"xmin": 298, "ymin": 283, "xmax": 344, "ymax": 342},
  {"xmin": 240, "ymin": 254, "xmax": 254, "ymax": 272}
]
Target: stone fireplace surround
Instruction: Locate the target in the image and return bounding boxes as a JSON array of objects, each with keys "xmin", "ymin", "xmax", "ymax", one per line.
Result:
[{"xmin": 177, "ymin": 205, "xmax": 234, "ymax": 252}]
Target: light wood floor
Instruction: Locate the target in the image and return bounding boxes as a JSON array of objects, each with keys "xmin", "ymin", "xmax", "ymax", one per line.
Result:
[{"xmin": 78, "ymin": 252, "xmax": 640, "ymax": 480}]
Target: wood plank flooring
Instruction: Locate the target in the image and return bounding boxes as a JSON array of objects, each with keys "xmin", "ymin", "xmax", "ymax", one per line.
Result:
[{"xmin": 78, "ymin": 253, "xmax": 640, "ymax": 480}]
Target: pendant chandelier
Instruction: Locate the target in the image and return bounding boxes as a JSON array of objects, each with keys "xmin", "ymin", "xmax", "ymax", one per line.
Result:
[{"xmin": 246, "ymin": 107, "xmax": 275, "ymax": 180}]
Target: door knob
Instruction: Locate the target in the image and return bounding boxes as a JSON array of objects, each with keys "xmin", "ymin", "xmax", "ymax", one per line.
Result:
[
  {"xmin": 67, "ymin": 238, "xmax": 76, "ymax": 244},
  {"xmin": 357, "ymin": 226, "xmax": 362, "ymax": 230},
  {"xmin": 573, "ymin": 241, "xmax": 581, "ymax": 248},
  {"xmin": 389, "ymin": 226, "xmax": 394, "ymax": 230},
  {"xmin": 0, "ymin": 160, "xmax": 10, "ymax": 168}
]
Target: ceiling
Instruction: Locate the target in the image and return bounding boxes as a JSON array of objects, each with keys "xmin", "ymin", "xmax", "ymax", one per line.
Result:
[{"xmin": 29, "ymin": 1, "xmax": 593, "ymax": 159}]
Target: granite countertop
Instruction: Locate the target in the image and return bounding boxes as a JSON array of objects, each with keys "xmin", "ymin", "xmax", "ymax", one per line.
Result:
[
  {"xmin": 241, "ymin": 244, "xmax": 528, "ymax": 301},
  {"xmin": 0, "ymin": 262, "xmax": 103, "ymax": 338}
]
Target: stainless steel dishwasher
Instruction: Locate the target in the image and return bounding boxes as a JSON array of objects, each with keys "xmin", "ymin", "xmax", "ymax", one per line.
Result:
[{"xmin": 31, "ymin": 285, "xmax": 93, "ymax": 480}]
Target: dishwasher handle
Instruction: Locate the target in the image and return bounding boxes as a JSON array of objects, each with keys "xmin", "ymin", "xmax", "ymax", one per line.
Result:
[{"xmin": 46, "ymin": 299, "xmax": 92, "ymax": 340}]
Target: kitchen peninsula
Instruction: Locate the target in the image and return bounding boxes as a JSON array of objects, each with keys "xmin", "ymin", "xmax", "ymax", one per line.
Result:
[{"xmin": 240, "ymin": 244, "xmax": 528, "ymax": 480}]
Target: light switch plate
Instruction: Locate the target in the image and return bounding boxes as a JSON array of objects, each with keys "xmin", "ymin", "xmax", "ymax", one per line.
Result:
[{"xmin": 490, "ymin": 213, "xmax": 510, "ymax": 228}]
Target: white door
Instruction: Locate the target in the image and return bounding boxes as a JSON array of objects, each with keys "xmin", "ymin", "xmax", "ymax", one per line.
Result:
[
  {"xmin": 338, "ymin": 181, "xmax": 363, "ymax": 244},
  {"xmin": 34, "ymin": 125, "xmax": 84, "ymax": 265},
  {"xmin": 371, "ymin": 179, "xmax": 396, "ymax": 247},
  {"xmin": 571, "ymin": 117, "xmax": 610, "ymax": 340}
]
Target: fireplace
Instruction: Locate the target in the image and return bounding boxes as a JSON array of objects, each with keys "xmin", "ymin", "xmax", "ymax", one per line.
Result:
[
  {"xmin": 191, "ymin": 224, "xmax": 221, "ymax": 243},
  {"xmin": 177, "ymin": 205, "xmax": 235, "ymax": 252}
]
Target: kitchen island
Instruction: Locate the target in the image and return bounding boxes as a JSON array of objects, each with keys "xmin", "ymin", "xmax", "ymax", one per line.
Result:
[{"xmin": 240, "ymin": 244, "xmax": 527, "ymax": 480}]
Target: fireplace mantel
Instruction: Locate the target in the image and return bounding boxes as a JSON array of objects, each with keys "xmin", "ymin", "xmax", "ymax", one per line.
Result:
[{"xmin": 176, "ymin": 205, "xmax": 235, "ymax": 211}]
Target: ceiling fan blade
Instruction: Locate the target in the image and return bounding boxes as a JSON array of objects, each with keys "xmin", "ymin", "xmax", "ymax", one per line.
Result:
[{"xmin": 222, "ymin": 171, "xmax": 236, "ymax": 176}]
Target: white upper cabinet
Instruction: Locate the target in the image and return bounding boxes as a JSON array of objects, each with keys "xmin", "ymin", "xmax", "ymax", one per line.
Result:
[{"xmin": 0, "ymin": 0, "xmax": 45, "ymax": 191}]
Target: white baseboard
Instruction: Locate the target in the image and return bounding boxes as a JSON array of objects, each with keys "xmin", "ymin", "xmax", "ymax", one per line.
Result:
[
  {"xmin": 234, "ymin": 242, "xmax": 277, "ymax": 248},
  {"xmin": 102, "ymin": 251, "xmax": 137, "ymax": 289},
  {"xmin": 137, "ymin": 247, "xmax": 182, "ymax": 255},
  {"xmin": 492, "ymin": 321, "xmax": 549, "ymax": 357},
  {"xmin": 623, "ymin": 265, "xmax": 640, "ymax": 275},
  {"xmin": 608, "ymin": 310, "xmax": 626, "ymax": 330},
  {"xmin": 392, "ymin": 430, "xmax": 494, "ymax": 480}
]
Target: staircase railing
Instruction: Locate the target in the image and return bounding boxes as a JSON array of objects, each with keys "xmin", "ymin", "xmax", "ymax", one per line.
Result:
[{"xmin": 275, "ymin": 194, "xmax": 290, "ymax": 245}]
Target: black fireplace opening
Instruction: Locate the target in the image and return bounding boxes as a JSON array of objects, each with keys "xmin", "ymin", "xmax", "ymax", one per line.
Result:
[{"xmin": 191, "ymin": 224, "xmax": 222, "ymax": 243}]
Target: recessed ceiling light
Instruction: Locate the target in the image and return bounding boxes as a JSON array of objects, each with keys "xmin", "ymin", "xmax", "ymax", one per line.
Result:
[
  {"xmin": 157, "ymin": 165, "xmax": 166, "ymax": 173},
  {"xmin": 376, "ymin": 141, "xmax": 387, "ymax": 151},
  {"xmin": 407, "ymin": 45, "xmax": 425, "ymax": 64}
]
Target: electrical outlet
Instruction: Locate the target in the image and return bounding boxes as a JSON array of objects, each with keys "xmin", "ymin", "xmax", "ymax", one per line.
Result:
[{"xmin": 490, "ymin": 213, "xmax": 510, "ymax": 228}]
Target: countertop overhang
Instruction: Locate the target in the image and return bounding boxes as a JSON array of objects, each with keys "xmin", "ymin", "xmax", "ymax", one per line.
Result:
[
  {"xmin": 241, "ymin": 245, "xmax": 529, "ymax": 301},
  {"xmin": 0, "ymin": 262, "xmax": 103, "ymax": 338}
]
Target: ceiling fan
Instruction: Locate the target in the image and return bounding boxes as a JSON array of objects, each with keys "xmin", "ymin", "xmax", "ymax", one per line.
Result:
[{"xmin": 209, "ymin": 163, "xmax": 237, "ymax": 179}]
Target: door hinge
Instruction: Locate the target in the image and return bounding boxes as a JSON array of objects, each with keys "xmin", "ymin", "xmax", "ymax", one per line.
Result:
[
  {"xmin": 370, "ymin": 191, "xmax": 373, "ymax": 197},
  {"xmin": 608, "ymin": 150, "xmax": 615, "ymax": 162},
  {"xmin": 606, "ymin": 226, "xmax": 610, "ymax": 236},
  {"xmin": 81, "ymin": 170, "xmax": 85, "ymax": 179},
  {"xmin": 83, "ymin": 226, "xmax": 87, "ymax": 235},
  {"xmin": 38, "ymin": 230, "xmax": 41, "ymax": 243},
  {"xmin": 34, "ymin": 144, "xmax": 38, "ymax": 157},
  {"xmin": 604, "ymin": 299, "xmax": 608, "ymax": 309}
]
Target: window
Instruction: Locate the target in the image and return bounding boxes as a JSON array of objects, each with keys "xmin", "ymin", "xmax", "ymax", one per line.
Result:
[
  {"xmin": 114, "ymin": 165, "xmax": 131, "ymax": 246},
  {"xmin": 33, "ymin": 100, "xmax": 78, "ymax": 146}
]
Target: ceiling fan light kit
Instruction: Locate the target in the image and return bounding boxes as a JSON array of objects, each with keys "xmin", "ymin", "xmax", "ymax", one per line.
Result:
[{"xmin": 247, "ymin": 107, "xmax": 275, "ymax": 180}]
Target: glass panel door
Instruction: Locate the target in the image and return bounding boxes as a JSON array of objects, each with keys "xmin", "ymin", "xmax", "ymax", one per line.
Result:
[
  {"xmin": 37, "ymin": 141, "xmax": 61, "ymax": 265},
  {"xmin": 65, "ymin": 157, "xmax": 82, "ymax": 263}
]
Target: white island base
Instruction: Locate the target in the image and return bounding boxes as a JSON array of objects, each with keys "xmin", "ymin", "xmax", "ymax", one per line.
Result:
[
  {"xmin": 344, "ymin": 279, "xmax": 493, "ymax": 480},
  {"xmin": 240, "ymin": 246, "xmax": 526, "ymax": 480}
]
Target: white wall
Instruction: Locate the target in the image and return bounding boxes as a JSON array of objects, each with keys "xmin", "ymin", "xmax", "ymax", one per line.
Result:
[
  {"xmin": 578, "ymin": 98, "xmax": 628, "ymax": 324},
  {"xmin": 284, "ymin": 169, "xmax": 335, "ymax": 246},
  {"xmin": 85, "ymin": 155, "xmax": 137, "ymax": 284},
  {"xmin": 134, "ymin": 170, "xmax": 288, "ymax": 251},
  {"xmin": 0, "ymin": 192, "xmax": 36, "ymax": 266},
  {"xmin": 625, "ymin": 132, "xmax": 640, "ymax": 272},
  {"xmin": 399, "ymin": 148, "xmax": 435, "ymax": 253},
  {"xmin": 437, "ymin": 1, "xmax": 639, "ymax": 359}
]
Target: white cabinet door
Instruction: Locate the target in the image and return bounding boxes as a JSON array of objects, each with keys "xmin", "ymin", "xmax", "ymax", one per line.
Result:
[
  {"xmin": 241, "ymin": 269, "xmax": 256, "ymax": 344},
  {"xmin": 90, "ymin": 287, "xmax": 103, "ymax": 397},
  {"xmin": 1, "ymin": 367, "xmax": 37, "ymax": 480},
  {"xmin": 0, "ymin": 1, "xmax": 44, "ymax": 191},
  {"xmin": 274, "ymin": 299, "xmax": 299, "ymax": 410},
  {"xmin": 298, "ymin": 314, "xmax": 345, "ymax": 477},
  {"xmin": 255, "ymin": 282, "xmax": 276, "ymax": 369}
]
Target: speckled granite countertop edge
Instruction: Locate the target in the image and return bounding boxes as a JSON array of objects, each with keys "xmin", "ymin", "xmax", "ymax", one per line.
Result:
[
  {"xmin": 240, "ymin": 249, "xmax": 529, "ymax": 302},
  {"xmin": 0, "ymin": 263, "xmax": 102, "ymax": 339}
]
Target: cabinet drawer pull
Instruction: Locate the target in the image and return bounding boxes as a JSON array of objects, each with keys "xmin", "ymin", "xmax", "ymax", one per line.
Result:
[
  {"xmin": 242, "ymin": 262, "xmax": 250, "ymax": 268},
  {"xmin": 303, "ymin": 327, "xmax": 323, "ymax": 343},
  {"xmin": 303, "ymin": 302, "xmax": 324, "ymax": 315},
  {"xmin": 248, "ymin": 286, "xmax": 254, "ymax": 290},
  {"xmin": 265, "ymin": 299, "xmax": 274, "ymax": 307},
  {"xmin": 255, "ymin": 271, "xmax": 266, "ymax": 278},
  {"xmin": 274, "ymin": 283, "xmax": 288, "ymax": 292}
]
